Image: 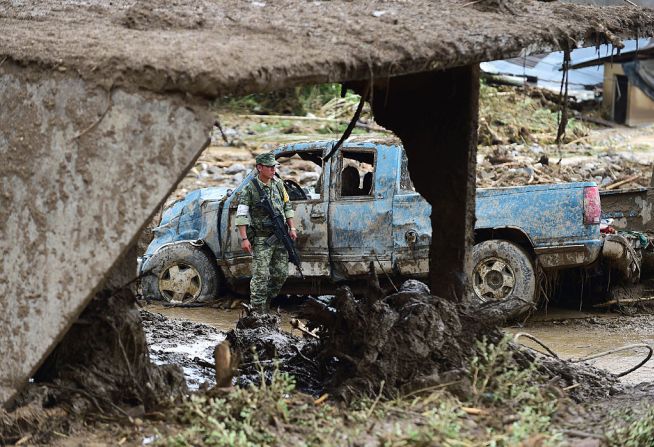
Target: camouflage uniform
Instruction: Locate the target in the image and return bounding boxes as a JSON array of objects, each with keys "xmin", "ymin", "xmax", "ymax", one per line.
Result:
[{"xmin": 235, "ymin": 163, "xmax": 294, "ymax": 313}]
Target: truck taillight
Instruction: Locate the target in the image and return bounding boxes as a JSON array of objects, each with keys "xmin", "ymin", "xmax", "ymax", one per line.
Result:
[{"xmin": 583, "ymin": 186, "xmax": 601, "ymax": 225}]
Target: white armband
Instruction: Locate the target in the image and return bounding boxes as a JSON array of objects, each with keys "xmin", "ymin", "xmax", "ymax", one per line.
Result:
[{"xmin": 236, "ymin": 204, "xmax": 250, "ymax": 216}]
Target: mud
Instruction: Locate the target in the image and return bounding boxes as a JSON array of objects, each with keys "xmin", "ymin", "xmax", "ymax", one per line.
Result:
[
  {"xmin": 139, "ymin": 278, "xmax": 638, "ymax": 404},
  {"xmin": 1, "ymin": 290, "xmax": 187, "ymax": 445},
  {"xmin": 139, "ymin": 303, "xmax": 321, "ymax": 391},
  {"xmin": 226, "ymin": 314, "xmax": 324, "ymax": 394},
  {"xmin": 207, "ymin": 279, "xmax": 625, "ymax": 406},
  {"xmin": 2, "ymin": 1, "xmax": 652, "ymax": 99},
  {"xmin": 296, "ymin": 281, "xmax": 487, "ymax": 400},
  {"xmin": 30, "ymin": 291, "xmax": 187, "ymax": 412},
  {"xmin": 141, "ymin": 310, "xmax": 224, "ymax": 390}
]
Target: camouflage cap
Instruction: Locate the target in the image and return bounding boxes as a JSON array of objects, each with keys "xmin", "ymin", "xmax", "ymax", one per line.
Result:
[{"xmin": 255, "ymin": 152, "xmax": 279, "ymax": 166}]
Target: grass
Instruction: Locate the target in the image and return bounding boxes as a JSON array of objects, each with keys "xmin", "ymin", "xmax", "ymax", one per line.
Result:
[
  {"xmin": 606, "ymin": 406, "xmax": 654, "ymax": 447},
  {"xmin": 215, "ymin": 84, "xmax": 345, "ymax": 116},
  {"xmin": 468, "ymin": 335, "xmax": 563, "ymax": 446}
]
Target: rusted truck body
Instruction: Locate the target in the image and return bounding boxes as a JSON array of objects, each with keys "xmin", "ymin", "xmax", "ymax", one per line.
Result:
[{"xmin": 140, "ymin": 140, "xmax": 636, "ymax": 317}]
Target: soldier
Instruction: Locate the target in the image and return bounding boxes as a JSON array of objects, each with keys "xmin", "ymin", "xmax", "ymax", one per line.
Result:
[{"xmin": 235, "ymin": 152, "xmax": 298, "ymax": 314}]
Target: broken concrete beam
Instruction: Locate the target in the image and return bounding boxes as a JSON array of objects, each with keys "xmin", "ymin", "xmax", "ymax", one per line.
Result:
[
  {"xmin": 0, "ymin": 62, "xmax": 213, "ymax": 407},
  {"xmin": 358, "ymin": 65, "xmax": 480, "ymax": 302}
]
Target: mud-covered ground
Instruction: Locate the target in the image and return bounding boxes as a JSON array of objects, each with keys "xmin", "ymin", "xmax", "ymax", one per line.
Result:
[
  {"xmin": 8, "ymin": 85, "xmax": 653, "ymax": 446},
  {"xmin": 144, "ymin": 304, "xmax": 654, "ymax": 390},
  {"xmin": 130, "ymin": 303, "xmax": 654, "ymax": 446},
  {"xmin": 141, "ymin": 304, "xmax": 303, "ymax": 390},
  {"xmin": 127, "ymin": 87, "xmax": 654, "ymax": 445}
]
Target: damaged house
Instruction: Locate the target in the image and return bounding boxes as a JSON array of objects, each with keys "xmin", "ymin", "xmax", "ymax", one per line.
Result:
[{"xmin": 572, "ymin": 40, "xmax": 654, "ymax": 125}]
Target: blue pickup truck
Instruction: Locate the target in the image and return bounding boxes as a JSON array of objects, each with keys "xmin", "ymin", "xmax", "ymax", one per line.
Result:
[{"xmin": 140, "ymin": 140, "xmax": 622, "ymax": 318}]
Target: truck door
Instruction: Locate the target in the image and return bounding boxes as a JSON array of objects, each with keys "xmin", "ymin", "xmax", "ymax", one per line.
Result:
[
  {"xmin": 328, "ymin": 146, "xmax": 394, "ymax": 278},
  {"xmin": 221, "ymin": 147, "xmax": 330, "ymax": 279},
  {"xmin": 277, "ymin": 148, "xmax": 330, "ymax": 278}
]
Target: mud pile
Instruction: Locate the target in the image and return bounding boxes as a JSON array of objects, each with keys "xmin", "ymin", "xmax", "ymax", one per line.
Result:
[
  {"xmin": 227, "ymin": 279, "xmax": 496, "ymax": 400},
  {"xmin": 226, "ymin": 279, "xmax": 622, "ymax": 404},
  {"xmin": 1, "ymin": 290, "xmax": 186, "ymax": 444},
  {"xmin": 226, "ymin": 314, "xmax": 324, "ymax": 394}
]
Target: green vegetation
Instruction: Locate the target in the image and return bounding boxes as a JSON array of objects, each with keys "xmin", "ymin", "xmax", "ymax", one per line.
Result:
[
  {"xmin": 468, "ymin": 335, "xmax": 563, "ymax": 446},
  {"xmin": 216, "ymin": 81, "xmax": 592, "ymax": 148},
  {"xmin": 157, "ymin": 337, "xmax": 572, "ymax": 447},
  {"xmin": 215, "ymin": 84, "xmax": 347, "ymax": 116},
  {"xmin": 162, "ymin": 363, "xmax": 296, "ymax": 447},
  {"xmin": 478, "ymin": 82, "xmax": 591, "ymax": 146},
  {"xmin": 606, "ymin": 407, "xmax": 654, "ymax": 447}
]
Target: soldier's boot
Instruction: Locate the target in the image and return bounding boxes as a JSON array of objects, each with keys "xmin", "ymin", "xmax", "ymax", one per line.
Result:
[{"xmin": 250, "ymin": 301, "xmax": 269, "ymax": 315}]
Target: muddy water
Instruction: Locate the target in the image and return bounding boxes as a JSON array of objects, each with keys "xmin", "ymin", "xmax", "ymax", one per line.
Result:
[
  {"xmin": 142, "ymin": 304, "xmax": 302, "ymax": 390},
  {"xmin": 143, "ymin": 303, "xmax": 654, "ymax": 389},
  {"xmin": 507, "ymin": 309, "xmax": 654, "ymax": 385},
  {"xmin": 143, "ymin": 303, "xmax": 298, "ymax": 332}
]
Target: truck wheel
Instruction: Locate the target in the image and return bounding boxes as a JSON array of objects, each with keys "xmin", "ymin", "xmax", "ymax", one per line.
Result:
[
  {"xmin": 141, "ymin": 244, "xmax": 220, "ymax": 303},
  {"xmin": 471, "ymin": 240, "xmax": 537, "ymax": 320}
]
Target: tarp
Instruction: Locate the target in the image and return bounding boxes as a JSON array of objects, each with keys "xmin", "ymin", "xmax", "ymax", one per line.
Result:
[
  {"xmin": 623, "ymin": 59, "xmax": 654, "ymax": 101},
  {"xmin": 481, "ymin": 39, "xmax": 652, "ymax": 101}
]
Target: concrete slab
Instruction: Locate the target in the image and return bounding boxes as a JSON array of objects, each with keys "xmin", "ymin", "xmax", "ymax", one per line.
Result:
[{"xmin": 0, "ymin": 63, "xmax": 213, "ymax": 407}]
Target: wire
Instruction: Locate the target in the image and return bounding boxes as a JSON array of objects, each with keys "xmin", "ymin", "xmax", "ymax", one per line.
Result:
[
  {"xmin": 513, "ymin": 332, "xmax": 560, "ymax": 358},
  {"xmin": 322, "ymin": 83, "xmax": 370, "ymax": 163},
  {"xmin": 513, "ymin": 332, "xmax": 653, "ymax": 378},
  {"xmin": 571, "ymin": 344, "xmax": 653, "ymax": 378}
]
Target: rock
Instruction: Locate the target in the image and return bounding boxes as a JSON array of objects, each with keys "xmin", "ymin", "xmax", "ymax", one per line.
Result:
[
  {"xmin": 232, "ymin": 173, "xmax": 244, "ymax": 185},
  {"xmin": 299, "ymin": 172, "xmax": 319, "ymax": 184},
  {"xmin": 224, "ymin": 163, "xmax": 246, "ymax": 174},
  {"xmin": 399, "ymin": 279, "xmax": 430, "ymax": 294}
]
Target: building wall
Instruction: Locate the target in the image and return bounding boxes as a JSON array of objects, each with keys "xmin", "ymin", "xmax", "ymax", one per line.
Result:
[
  {"xmin": 602, "ymin": 62, "xmax": 654, "ymax": 126},
  {"xmin": 602, "ymin": 62, "xmax": 622, "ymax": 119},
  {"xmin": 627, "ymin": 78, "xmax": 654, "ymax": 126}
]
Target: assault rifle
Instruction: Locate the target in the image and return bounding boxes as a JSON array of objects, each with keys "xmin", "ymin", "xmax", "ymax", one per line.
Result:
[{"xmin": 252, "ymin": 179, "xmax": 304, "ymax": 279}]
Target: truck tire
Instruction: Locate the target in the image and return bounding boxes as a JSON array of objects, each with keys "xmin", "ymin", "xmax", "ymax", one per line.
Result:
[
  {"xmin": 141, "ymin": 243, "xmax": 220, "ymax": 303},
  {"xmin": 471, "ymin": 240, "xmax": 537, "ymax": 320}
]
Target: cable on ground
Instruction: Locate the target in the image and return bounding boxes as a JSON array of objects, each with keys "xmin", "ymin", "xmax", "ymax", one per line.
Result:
[{"xmin": 513, "ymin": 332, "xmax": 653, "ymax": 378}]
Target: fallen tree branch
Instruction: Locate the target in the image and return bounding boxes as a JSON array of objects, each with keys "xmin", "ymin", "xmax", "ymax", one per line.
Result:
[
  {"xmin": 238, "ymin": 113, "xmax": 390, "ymax": 133},
  {"xmin": 605, "ymin": 174, "xmax": 642, "ymax": 190}
]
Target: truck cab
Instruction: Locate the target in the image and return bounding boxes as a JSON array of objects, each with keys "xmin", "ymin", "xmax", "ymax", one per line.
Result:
[{"xmin": 141, "ymin": 139, "xmax": 604, "ymax": 318}]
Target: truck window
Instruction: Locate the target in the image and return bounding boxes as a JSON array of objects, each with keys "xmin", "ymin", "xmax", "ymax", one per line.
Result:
[
  {"xmin": 276, "ymin": 150, "xmax": 323, "ymax": 201},
  {"xmin": 339, "ymin": 150, "xmax": 374, "ymax": 198}
]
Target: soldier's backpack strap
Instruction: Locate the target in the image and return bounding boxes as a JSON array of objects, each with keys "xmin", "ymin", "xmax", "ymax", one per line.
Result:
[
  {"xmin": 251, "ymin": 177, "xmax": 285, "ymax": 204},
  {"xmin": 275, "ymin": 178, "xmax": 288, "ymax": 202},
  {"xmin": 250, "ymin": 177, "xmax": 265, "ymax": 209}
]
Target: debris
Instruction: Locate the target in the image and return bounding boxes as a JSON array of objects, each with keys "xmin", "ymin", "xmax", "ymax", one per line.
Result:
[
  {"xmin": 461, "ymin": 407, "xmax": 485, "ymax": 415},
  {"xmin": 605, "ymin": 174, "xmax": 642, "ymax": 190},
  {"xmin": 214, "ymin": 340, "xmax": 240, "ymax": 387}
]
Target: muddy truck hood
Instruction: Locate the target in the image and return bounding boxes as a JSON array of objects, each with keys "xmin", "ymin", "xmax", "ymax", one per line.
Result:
[{"xmin": 144, "ymin": 187, "xmax": 230, "ymax": 257}]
